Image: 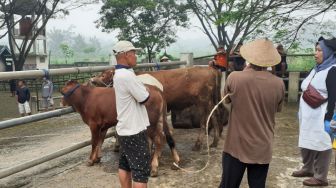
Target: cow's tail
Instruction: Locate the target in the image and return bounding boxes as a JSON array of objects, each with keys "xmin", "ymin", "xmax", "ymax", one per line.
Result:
[{"xmin": 162, "ymin": 101, "xmax": 176, "ymax": 149}]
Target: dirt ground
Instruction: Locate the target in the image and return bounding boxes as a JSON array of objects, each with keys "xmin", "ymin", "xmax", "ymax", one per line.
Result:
[{"xmin": 0, "ymin": 90, "xmax": 336, "ymax": 188}]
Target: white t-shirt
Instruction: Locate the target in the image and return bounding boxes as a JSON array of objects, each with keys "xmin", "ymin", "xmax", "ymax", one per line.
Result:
[{"xmin": 114, "ymin": 68, "xmax": 150, "ymax": 136}]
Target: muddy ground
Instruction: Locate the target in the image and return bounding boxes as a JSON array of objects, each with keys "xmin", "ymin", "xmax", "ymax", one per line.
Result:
[{"xmin": 0, "ymin": 90, "xmax": 335, "ymax": 188}]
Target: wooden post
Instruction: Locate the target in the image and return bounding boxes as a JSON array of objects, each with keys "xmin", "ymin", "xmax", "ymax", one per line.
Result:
[
  {"xmin": 288, "ymin": 72, "xmax": 300, "ymax": 102},
  {"xmin": 180, "ymin": 53, "xmax": 194, "ymax": 68},
  {"xmin": 30, "ymin": 96, "xmax": 38, "ymax": 114},
  {"xmin": 220, "ymin": 72, "xmax": 226, "ymax": 98},
  {"xmin": 35, "ymin": 81, "xmax": 40, "ymax": 113}
]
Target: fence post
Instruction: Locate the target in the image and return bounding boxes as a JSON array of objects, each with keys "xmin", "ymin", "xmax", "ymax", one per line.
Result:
[
  {"xmin": 220, "ymin": 72, "xmax": 226, "ymax": 97},
  {"xmin": 288, "ymin": 72, "xmax": 300, "ymax": 102},
  {"xmin": 180, "ymin": 53, "xmax": 194, "ymax": 68},
  {"xmin": 31, "ymin": 96, "xmax": 38, "ymax": 114}
]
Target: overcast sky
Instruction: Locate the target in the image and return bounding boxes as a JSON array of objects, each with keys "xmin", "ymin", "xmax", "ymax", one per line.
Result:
[
  {"xmin": 48, "ymin": 3, "xmax": 207, "ymax": 41},
  {"xmin": 47, "ymin": 3, "xmax": 214, "ymax": 56},
  {"xmin": 0, "ymin": 2, "xmax": 328, "ymax": 58}
]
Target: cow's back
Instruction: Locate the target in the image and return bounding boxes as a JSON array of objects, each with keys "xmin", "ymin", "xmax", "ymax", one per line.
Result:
[{"xmin": 140, "ymin": 67, "xmax": 218, "ymax": 109}]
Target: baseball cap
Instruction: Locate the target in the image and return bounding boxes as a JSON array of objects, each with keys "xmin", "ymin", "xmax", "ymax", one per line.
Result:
[{"xmin": 112, "ymin": 41, "xmax": 141, "ymax": 55}]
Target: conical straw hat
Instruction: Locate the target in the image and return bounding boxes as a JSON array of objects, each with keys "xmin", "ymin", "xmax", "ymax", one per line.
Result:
[{"xmin": 240, "ymin": 39, "xmax": 281, "ymax": 67}]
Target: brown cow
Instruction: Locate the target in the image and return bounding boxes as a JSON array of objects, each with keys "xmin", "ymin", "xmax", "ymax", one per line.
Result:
[
  {"xmin": 61, "ymin": 80, "xmax": 179, "ymax": 177},
  {"xmin": 91, "ymin": 67, "xmax": 226, "ymax": 151}
]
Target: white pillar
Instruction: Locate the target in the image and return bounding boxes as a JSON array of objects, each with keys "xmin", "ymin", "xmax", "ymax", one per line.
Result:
[
  {"xmin": 288, "ymin": 72, "xmax": 300, "ymax": 102},
  {"xmin": 180, "ymin": 53, "xmax": 193, "ymax": 68},
  {"xmin": 220, "ymin": 72, "xmax": 226, "ymax": 98}
]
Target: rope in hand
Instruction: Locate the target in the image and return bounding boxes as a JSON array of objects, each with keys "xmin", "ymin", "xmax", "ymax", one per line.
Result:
[{"xmin": 173, "ymin": 94, "xmax": 230, "ymax": 173}]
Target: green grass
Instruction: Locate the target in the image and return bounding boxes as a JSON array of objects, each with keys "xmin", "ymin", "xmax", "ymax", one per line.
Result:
[
  {"xmin": 50, "ymin": 54, "xmax": 317, "ymax": 72},
  {"xmin": 287, "ymin": 56, "xmax": 315, "ymax": 72}
]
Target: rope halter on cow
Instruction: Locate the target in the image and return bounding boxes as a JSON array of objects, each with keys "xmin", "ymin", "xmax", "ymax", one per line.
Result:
[
  {"xmin": 173, "ymin": 94, "xmax": 230, "ymax": 174},
  {"xmin": 61, "ymin": 84, "xmax": 80, "ymax": 98},
  {"xmin": 101, "ymin": 80, "xmax": 113, "ymax": 88}
]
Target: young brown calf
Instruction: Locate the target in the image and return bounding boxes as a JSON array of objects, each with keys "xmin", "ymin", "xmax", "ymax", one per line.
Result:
[{"xmin": 61, "ymin": 80, "xmax": 179, "ymax": 177}]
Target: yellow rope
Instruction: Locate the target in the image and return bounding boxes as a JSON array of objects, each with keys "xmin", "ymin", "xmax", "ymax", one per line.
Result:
[{"xmin": 173, "ymin": 94, "xmax": 230, "ymax": 173}]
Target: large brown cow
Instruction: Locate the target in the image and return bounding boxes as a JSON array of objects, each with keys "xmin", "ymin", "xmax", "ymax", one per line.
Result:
[
  {"xmin": 61, "ymin": 80, "xmax": 179, "ymax": 177},
  {"xmin": 91, "ymin": 67, "xmax": 226, "ymax": 151}
]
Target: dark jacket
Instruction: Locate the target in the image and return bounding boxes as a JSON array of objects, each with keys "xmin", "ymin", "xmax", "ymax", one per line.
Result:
[{"xmin": 16, "ymin": 86, "xmax": 30, "ymax": 103}]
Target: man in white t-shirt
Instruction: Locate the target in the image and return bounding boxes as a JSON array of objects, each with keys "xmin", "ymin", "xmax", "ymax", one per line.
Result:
[{"xmin": 112, "ymin": 40, "xmax": 151, "ymax": 188}]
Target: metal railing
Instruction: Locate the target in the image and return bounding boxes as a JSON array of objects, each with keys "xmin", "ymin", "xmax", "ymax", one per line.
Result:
[{"xmin": 0, "ymin": 61, "xmax": 186, "ymax": 81}]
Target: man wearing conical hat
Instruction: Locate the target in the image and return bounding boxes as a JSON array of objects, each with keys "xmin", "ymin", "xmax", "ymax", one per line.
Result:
[
  {"xmin": 160, "ymin": 56, "xmax": 170, "ymax": 62},
  {"xmin": 219, "ymin": 39, "xmax": 285, "ymax": 188}
]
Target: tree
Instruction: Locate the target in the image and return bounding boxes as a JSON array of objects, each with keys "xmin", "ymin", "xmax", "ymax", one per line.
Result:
[
  {"xmin": 59, "ymin": 42, "xmax": 73, "ymax": 64},
  {"xmin": 97, "ymin": 0, "xmax": 189, "ymax": 63},
  {"xmin": 0, "ymin": 0, "xmax": 97, "ymax": 70},
  {"xmin": 187, "ymin": 0, "xmax": 336, "ymax": 52},
  {"xmin": 47, "ymin": 26, "xmax": 75, "ymax": 57},
  {"xmin": 72, "ymin": 34, "xmax": 87, "ymax": 53}
]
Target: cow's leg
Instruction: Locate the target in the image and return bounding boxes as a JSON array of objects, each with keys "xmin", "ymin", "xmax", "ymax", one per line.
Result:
[
  {"xmin": 148, "ymin": 136, "xmax": 153, "ymax": 155},
  {"xmin": 151, "ymin": 133, "xmax": 163, "ymax": 177},
  {"xmin": 192, "ymin": 106, "xmax": 207, "ymax": 151},
  {"xmin": 87, "ymin": 125, "xmax": 99, "ymax": 166},
  {"xmin": 163, "ymin": 113, "xmax": 181, "ymax": 170},
  {"xmin": 150, "ymin": 110, "xmax": 165, "ymax": 177},
  {"xmin": 210, "ymin": 110, "xmax": 220, "ymax": 148},
  {"xmin": 96, "ymin": 128, "xmax": 108, "ymax": 162}
]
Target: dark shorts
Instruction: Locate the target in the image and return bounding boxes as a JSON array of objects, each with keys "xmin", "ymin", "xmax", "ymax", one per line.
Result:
[{"xmin": 118, "ymin": 130, "xmax": 151, "ymax": 183}]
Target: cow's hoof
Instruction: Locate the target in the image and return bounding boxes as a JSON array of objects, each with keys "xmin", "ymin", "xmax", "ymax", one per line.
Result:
[
  {"xmin": 192, "ymin": 144, "xmax": 201, "ymax": 151},
  {"xmin": 93, "ymin": 158, "xmax": 101, "ymax": 164},
  {"xmin": 86, "ymin": 160, "xmax": 94, "ymax": 166},
  {"xmin": 210, "ymin": 143, "xmax": 217, "ymax": 148},
  {"xmin": 150, "ymin": 170, "xmax": 158, "ymax": 177}
]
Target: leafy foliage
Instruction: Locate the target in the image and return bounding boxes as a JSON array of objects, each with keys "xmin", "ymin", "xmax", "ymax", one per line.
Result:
[
  {"xmin": 187, "ymin": 0, "xmax": 336, "ymax": 52},
  {"xmin": 59, "ymin": 42, "xmax": 74, "ymax": 64},
  {"xmin": 47, "ymin": 27, "xmax": 108, "ymax": 64},
  {"xmin": 97, "ymin": 0, "xmax": 189, "ymax": 62}
]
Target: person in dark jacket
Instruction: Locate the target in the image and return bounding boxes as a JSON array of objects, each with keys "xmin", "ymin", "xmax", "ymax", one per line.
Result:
[
  {"xmin": 229, "ymin": 42, "xmax": 246, "ymax": 71},
  {"xmin": 16, "ymin": 80, "xmax": 31, "ymax": 117},
  {"xmin": 9, "ymin": 79, "xmax": 16, "ymax": 97},
  {"xmin": 272, "ymin": 44, "xmax": 288, "ymax": 77}
]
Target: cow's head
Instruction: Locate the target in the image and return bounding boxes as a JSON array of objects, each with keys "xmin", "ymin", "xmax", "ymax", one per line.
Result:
[
  {"xmin": 61, "ymin": 80, "xmax": 81, "ymax": 99},
  {"xmin": 90, "ymin": 68, "xmax": 115, "ymax": 87}
]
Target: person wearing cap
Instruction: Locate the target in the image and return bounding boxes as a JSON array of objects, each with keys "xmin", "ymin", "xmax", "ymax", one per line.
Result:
[
  {"xmin": 208, "ymin": 44, "xmax": 228, "ymax": 71},
  {"xmin": 291, "ymin": 37, "xmax": 336, "ymax": 186},
  {"xmin": 160, "ymin": 56, "xmax": 170, "ymax": 62},
  {"xmin": 41, "ymin": 75, "xmax": 54, "ymax": 111},
  {"xmin": 219, "ymin": 39, "xmax": 285, "ymax": 188},
  {"xmin": 112, "ymin": 40, "xmax": 151, "ymax": 188}
]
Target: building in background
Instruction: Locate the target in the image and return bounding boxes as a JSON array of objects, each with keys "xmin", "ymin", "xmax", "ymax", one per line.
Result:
[
  {"xmin": 0, "ymin": 45, "xmax": 14, "ymax": 72},
  {"xmin": 7, "ymin": 0, "xmax": 49, "ymax": 70}
]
